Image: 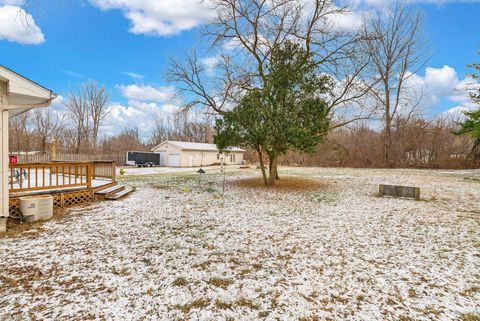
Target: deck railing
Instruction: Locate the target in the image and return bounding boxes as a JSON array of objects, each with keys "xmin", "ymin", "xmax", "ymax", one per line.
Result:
[
  {"xmin": 8, "ymin": 161, "xmax": 116, "ymax": 193},
  {"xmin": 93, "ymin": 161, "xmax": 116, "ymax": 181},
  {"xmin": 9, "ymin": 162, "xmax": 92, "ymax": 193}
]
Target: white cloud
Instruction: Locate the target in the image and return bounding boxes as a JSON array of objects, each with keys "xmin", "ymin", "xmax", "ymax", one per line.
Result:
[
  {"xmin": 349, "ymin": 0, "xmax": 480, "ymax": 8},
  {"xmin": 88, "ymin": 0, "xmax": 213, "ymax": 36},
  {"xmin": 63, "ymin": 70, "xmax": 87, "ymax": 78},
  {"xmin": 424, "ymin": 65, "xmax": 459, "ymax": 97},
  {"xmin": 0, "ymin": 0, "xmax": 25, "ymax": 5},
  {"xmin": 399, "ymin": 65, "xmax": 480, "ymax": 116},
  {"xmin": 117, "ymin": 84, "xmax": 175, "ymax": 102},
  {"xmin": 122, "ymin": 71, "xmax": 144, "ymax": 79},
  {"xmin": 443, "ymin": 77, "xmax": 480, "ymax": 117},
  {"xmin": 444, "ymin": 104, "xmax": 474, "ymax": 116},
  {"xmin": 0, "ymin": 5, "xmax": 44, "ymax": 44},
  {"xmin": 449, "ymin": 76, "xmax": 480, "ymax": 103},
  {"xmin": 46, "ymin": 94, "xmax": 181, "ymax": 138},
  {"xmin": 49, "ymin": 95, "xmax": 66, "ymax": 111},
  {"xmin": 399, "ymin": 65, "xmax": 459, "ymax": 112},
  {"xmin": 327, "ymin": 8, "xmax": 364, "ymax": 31},
  {"xmin": 200, "ymin": 56, "xmax": 219, "ymax": 75},
  {"xmin": 103, "ymin": 100, "xmax": 181, "ymax": 137}
]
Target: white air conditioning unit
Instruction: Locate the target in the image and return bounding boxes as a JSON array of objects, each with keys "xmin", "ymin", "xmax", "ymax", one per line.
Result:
[{"xmin": 20, "ymin": 195, "xmax": 54, "ymax": 222}]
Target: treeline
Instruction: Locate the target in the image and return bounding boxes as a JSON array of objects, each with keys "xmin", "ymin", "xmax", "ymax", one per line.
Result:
[
  {"xmin": 278, "ymin": 116, "xmax": 478, "ymax": 169},
  {"xmin": 9, "ymin": 106, "xmax": 478, "ymax": 168},
  {"xmin": 9, "ymin": 105, "xmax": 214, "ymax": 159},
  {"xmin": 100, "ymin": 113, "xmax": 214, "ymax": 157},
  {"xmin": 9, "ymin": 81, "xmax": 111, "ymax": 155}
]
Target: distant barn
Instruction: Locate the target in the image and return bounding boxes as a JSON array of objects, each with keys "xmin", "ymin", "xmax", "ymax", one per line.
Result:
[{"xmin": 150, "ymin": 141, "xmax": 245, "ymax": 167}]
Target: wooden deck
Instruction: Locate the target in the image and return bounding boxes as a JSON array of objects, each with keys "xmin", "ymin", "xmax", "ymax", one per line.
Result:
[{"xmin": 8, "ymin": 161, "xmax": 117, "ymax": 215}]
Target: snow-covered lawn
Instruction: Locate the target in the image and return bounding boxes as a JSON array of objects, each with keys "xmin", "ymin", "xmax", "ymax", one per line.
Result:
[
  {"xmin": 116, "ymin": 164, "xmax": 234, "ymax": 176},
  {"xmin": 1, "ymin": 167, "xmax": 479, "ymax": 320}
]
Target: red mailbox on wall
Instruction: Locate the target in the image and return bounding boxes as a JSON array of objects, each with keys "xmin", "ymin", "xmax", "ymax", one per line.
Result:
[{"xmin": 9, "ymin": 155, "xmax": 18, "ymax": 164}]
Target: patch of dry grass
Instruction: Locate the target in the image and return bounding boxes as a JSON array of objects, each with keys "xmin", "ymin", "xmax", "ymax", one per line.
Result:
[
  {"xmin": 460, "ymin": 286, "xmax": 480, "ymax": 297},
  {"xmin": 172, "ymin": 277, "xmax": 189, "ymax": 286},
  {"xmin": 173, "ymin": 298, "xmax": 210, "ymax": 313},
  {"xmin": 230, "ymin": 176, "xmax": 327, "ymax": 191},
  {"xmin": 208, "ymin": 277, "xmax": 233, "ymax": 289},
  {"xmin": 235, "ymin": 297, "xmax": 260, "ymax": 310},
  {"xmin": 215, "ymin": 299, "xmax": 233, "ymax": 310},
  {"xmin": 459, "ymin": 313, "xmax": 480, "ymax": 321},
  {"xmin": 149, "ymin": 184, "xmax": 170, "ymax": 190}
]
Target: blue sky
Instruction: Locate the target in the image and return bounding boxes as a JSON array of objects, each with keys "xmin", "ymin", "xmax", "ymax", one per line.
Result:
[{"xmin": 0, "ymin": 0, "xmax": 479, "ymax": 137}]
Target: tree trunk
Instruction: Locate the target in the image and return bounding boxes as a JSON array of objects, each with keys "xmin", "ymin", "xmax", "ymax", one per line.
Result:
[
  {"xmin": 75, "ymin": 130, "xmax": 81, "ymax": 154},
  {"xmin": 268, "ymin": 156, "xmax": 273, "ymax": 178},
  {"xmin": 42, "ymin": 136, "xmax": 47, "ymax": 154},
  {"xmin": 257, "ymin": 148, "xmax": 267, "ymax": 185},
  {"xmin": 383, "ymin": 86, "xmax": 392, "ymax": 167},
  {"xmin": 92, "ymin": 124, "xmax": 99, "ymax": 151},
  {"xmin": 267, "ymin": 155, "xmax": 278, "ymax": 185},
  {"xmin": 384, "ymin": 116, "xmax": 392, "ymax": 167}
]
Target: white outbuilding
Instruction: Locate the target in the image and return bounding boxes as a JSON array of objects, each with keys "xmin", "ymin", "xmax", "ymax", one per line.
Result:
[
  {"xmin": 151, "ymin": 141, "xmax": 245, "ymax": 167},
  {"xmin": 0, "ymin": 65, "xmax": 56, "ymax": 232}
]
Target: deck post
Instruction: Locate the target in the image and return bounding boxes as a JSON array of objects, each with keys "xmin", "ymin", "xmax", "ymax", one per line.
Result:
[
  {"xmin": 86, "ymin": 163, "xmax": 92, "ymax": 189},
  {"xmin": 112, "ymin": 161, "xmax": 116, "ymax": 182}
]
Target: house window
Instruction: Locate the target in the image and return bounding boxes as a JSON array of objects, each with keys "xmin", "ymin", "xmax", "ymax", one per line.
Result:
[
  {"xmin": 230, "ymin": 154, "xmax": 235, "ymax": 163},
  {"xmin": 217, "ymin": 153, "xmax": 219, "ymax": 160}
]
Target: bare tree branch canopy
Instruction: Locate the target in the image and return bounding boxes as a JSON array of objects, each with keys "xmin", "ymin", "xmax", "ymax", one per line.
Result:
[
  {"xmin": 84, "ymin": 81, "xmax": 110, "ymax": 150},
  {"xmin": 362, "ymin": 3, "xmax": 429, "ymax": 166},
  {"xmin": 167, "ymin": 0, "xmax": 376, "ymax": 124},
  {"xmin": 63, "ymin": 81, "xmax": 110, "ymax": 153},
  {"xmin": 64, "ymin": 87, "xmax": 89, "ymax": 154},
  {"xmin": 9, "ymin": 113, "xmax": 31, "ymax": 153},
  {"xmin": 33, "ymin": 108, "xmax": 64, "ymax": 154},
  {"xmin": 151, "ymin": 111, "xmax": 214, "ymax": 144}
]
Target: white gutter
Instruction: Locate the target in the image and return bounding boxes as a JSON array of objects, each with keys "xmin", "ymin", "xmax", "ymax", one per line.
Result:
[{"xmin": 0, "ymin": 93, "xmax": 57, "ymax": 115}]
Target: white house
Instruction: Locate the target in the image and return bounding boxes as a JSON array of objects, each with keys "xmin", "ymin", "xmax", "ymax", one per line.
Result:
[
  {"xmin": 0, "ymin": 65, "xmax": 56, "ymax": 232},
  {"xmin": 151, "ymin": 141, "xmax": 245, "ymax": 167}
]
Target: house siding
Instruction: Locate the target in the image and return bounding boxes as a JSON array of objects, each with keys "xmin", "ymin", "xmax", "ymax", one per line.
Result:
[
  {"xmin": 0, "ymin": 80, "xmax": 6, "ymax": 104},
  {"xmin": 180, "ymin": 150, "xmax": 244, "ymax": 167},
  {"xmin": 152, "ymin": 141, "xmax": 244, "ymax": 167}
]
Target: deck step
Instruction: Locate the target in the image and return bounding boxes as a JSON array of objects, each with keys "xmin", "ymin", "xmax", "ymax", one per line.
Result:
[
  {"xmin": 105, "ymin": 186, "xmax": 136, "ymax": 200},
  {"xmin": 95, "ymin": 184, "xmax": 125, "ymax": 196}
]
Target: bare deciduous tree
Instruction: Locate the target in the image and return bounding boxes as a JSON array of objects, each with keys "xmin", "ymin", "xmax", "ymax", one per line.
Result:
[
  {"xmin": 84, "ymin": 81, "xmax": 110, "ymax": 151},
  {"xmin": 101, "ymin": 128, "xmax": 145, "ymax": 155},
  {"xmin": 9, "ymin": 112, "xmax": 31, "ymax": 153},
  {"xmin": 363, "ymin": 3, "xmax": 429, "ymax": 166},
  {"xmin": 64, "ymin": 87, "xmax": 89, "ymax": 154},
  {"xmin": 167, "ymin": 0, "xmax": 376, "ymax": 124},
  {"xmin": 33, "ymin": 108, "xmax": 64, "ymax": 153},
  {"xmin": 150, "ymin": 111, "xmax": 214, "ymax": 145},
  {"xmin": 64, "ymin": 81, "xmax": 110, "ymax": 153}
]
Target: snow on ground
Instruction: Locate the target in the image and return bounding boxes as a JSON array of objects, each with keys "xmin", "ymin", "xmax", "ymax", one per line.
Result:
[
  {"xmin": 117, "ymin": 165, "xmax": 229, "ymax": 176},
  {"xmin": 1, "ymin": 167, "xmax": 479, "ymax": 320}
]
